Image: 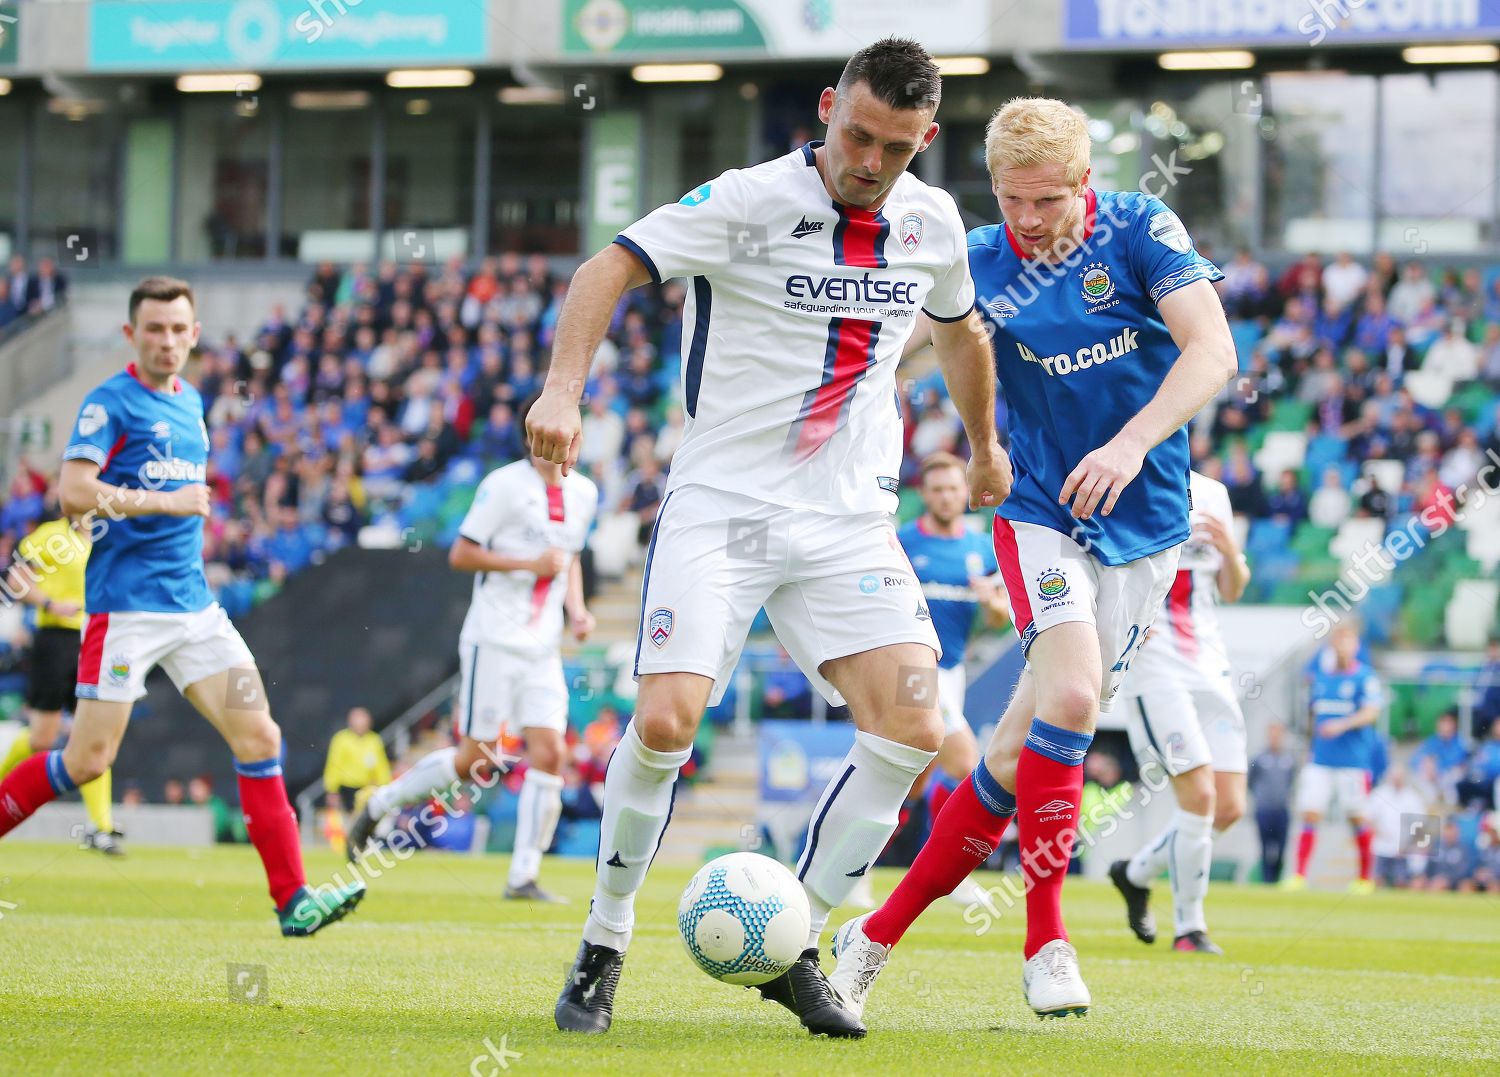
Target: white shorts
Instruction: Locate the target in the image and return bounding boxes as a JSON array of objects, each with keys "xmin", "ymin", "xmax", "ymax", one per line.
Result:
[
  {"xmin": 1297, "ymin": 763, "xmax": 1371, "ymax": 819},
  {"xmin": 455, "ymin": 643, "xmax": 568, "ymax": 742},
  {"xmin": 76, "ymin": 604, "xmax": 255, "ymax": 704},
  {"xmin": 937, "ymin": 663, "xmax": 970, "ymax": 735},
  {"xmin": 993, "ymin": 517, "xmax": 1180, "ymax": 712},
  {"xmin": 1123, "ymin": 677, "xmax": 1248, "ymax": 778},
  {"xmin": 635, "ymin": 484, "xmax": 940, "ymax": 708}
]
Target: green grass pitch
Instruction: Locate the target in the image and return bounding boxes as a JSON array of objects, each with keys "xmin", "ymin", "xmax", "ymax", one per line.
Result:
[{"xmin": 1, "ymin": 843, "xmax": 1496, "ymax": 1074}]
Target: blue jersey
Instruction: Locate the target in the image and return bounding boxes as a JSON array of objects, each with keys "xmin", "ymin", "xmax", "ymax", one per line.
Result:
[
  {"xmin": 898, "ymin": 518, "xmax": 998, "ymax": 669},
  {"xmin": 969, "ymin": 189, "xmax": 1223, "ymax": 565},
  {"xmin": 1308, "ymin": 658, "xmax": 1383, "ymax": 770},
  {"xmin": 63, "ymin": 365, "xmax": 214, "ymax": 614}
]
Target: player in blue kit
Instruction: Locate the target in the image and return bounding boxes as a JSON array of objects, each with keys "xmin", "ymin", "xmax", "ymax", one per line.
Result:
[
  {"xmin": 830, "ymin": 98, "xmax": 1237, "ymax": 1021},
  {"xmin": 1286, "ymin": 622, "xmax": 1382, "ymax": 893},
  {"xmin": 0, "ymin": 277, "xmax": 364, "ymax": 936}
]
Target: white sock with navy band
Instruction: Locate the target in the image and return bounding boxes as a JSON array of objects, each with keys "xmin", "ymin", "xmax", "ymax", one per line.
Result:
[
  {"xmin": 509, "ymin": 768, "xmax": 565, "ymax": 888},
  {"xmin": 367, "ymin": 747, "xmax": 458, "ymax": 820},
  {"xmin": 796, "ymin": 729, "xmax": 937, "ymax": 948},
  {"xmin": 1127, "ymin": 819, "xmax": 1175, "ymax": 888},
  {"xmin": 584, "ymin": 721, "xmax": 691, "ymax": 952},
  {"xmin": 1166, "ymin": 808, "xmax": 1215, "ymax": 935}
]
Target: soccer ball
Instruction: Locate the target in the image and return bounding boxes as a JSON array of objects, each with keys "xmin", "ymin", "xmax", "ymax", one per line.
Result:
[{"xmin": 677, "ymin": 851, "xmax": 810, "ymax": 986}]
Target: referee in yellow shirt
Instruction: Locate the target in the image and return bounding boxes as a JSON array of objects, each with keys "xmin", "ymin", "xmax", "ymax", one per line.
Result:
[
  {"xmin": 0, "ymin": 513, "xmax": 122, "ymax": 854},
  {"xmin": 324, "ymin": 707, "xmax": 391, "ymax": 849}
]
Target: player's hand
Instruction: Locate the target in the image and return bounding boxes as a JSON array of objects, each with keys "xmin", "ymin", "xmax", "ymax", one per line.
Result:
[
  {"xmin": 967, "ymin": 445, "xmax": 1012, "ymax": 509},
  {"xmin": 1192, "ymin": 512, "xmax": 1236, "ymax": 556},
  {"xmin": 48, "ymin": 600, "xmax": 82, "ymax": 619},
  {"xmin": 1317, "ymin": 718, "xmax": 1344, "ymax": 738},
  {"xmin": 531, "ymin": 548, "xmax": 568, "ymax": 578},
  {"xmin": 1060, "ymin": 435, "xmax": 1146, "ymax": 520},
  {"xmin": 526, "ymin": 389, "xmax": 582, "ymax": 475},
  {"xmin": 569, "ymin": 607, "xmax": 596, "ymax": 642},
  {"xmin": 159, "ymin": 484, "xmax": 211, "ymax": 517}
]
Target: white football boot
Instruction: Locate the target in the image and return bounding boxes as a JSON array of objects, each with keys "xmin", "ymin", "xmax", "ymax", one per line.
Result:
[
  {"xmin": 827, "ymin": 913, "xmax": 891, "ymax": 1021},
  {"xmin": 1021, "ymin": 939, "xmax": 1091, "ymax": 1018}
]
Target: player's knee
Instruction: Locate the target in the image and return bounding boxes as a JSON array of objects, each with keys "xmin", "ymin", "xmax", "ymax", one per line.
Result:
[
  {"xmin": 1214, "ymin": 797, "xmax": 1245, "ymax": 830},
  {"xmin": 233, "ymin": 721, "xmax": 281, "ymax": 764},
  {"xmin": 528, "ymin": 740, "xmax": 564, "ymax": 774},
  {"xmin": 1042, "ymin": 681, "xmax": 1098, "ymax": 729},
  {"xmin": 61, "ymin": 745, "xmax": 110, "ymax": 786},
  {"xmin": 634, "ymin": 707, "xmax": 696, "ymax": 753}
]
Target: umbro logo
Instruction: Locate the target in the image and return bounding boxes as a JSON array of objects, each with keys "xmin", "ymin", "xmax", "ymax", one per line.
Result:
[
  {"xmin": 963, "ymin": 837, "xmax": 994, "ymax": 859},
  {"xmin": 1035, "ymin": 800, "xmax": 1073, "ymax": 815},
  {"xmin": 791, "ymin": 216, "xmax": 825, "ymax": 239}
]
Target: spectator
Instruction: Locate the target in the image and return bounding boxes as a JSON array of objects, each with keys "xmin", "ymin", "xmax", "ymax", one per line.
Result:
[
  {"xmin": 1248, "ymin": 722, "xmax": 1297, "ymax": 883},
  {"xmin": 1388, "ymin": 261, "xmax": 1436, "ymax": 326},
  {"xmin": 626, "ymin": 456, "xmax": 667, "ymax": 546},
  {"xmin": 1266, "ymin": 468, "xmax": 1308, "ymax": 526},
  {"xmin": 1422, "ymin": 319, "xmax": 1480, "ymax": 384},
  {"xmin": 1456, "ymin": 720, "xmax": 1500, "ymax": 809},
  {"xmin": 6, "ymin": 254, "xmax": 29, "ymax": 318},
  {"xmin": 0, "ymin": 278, "xmax": 15, "ymax": 331},
  {"xmin": 1367, "ymin": 766, "xmax": 1429, "ymax": 888},
  {"xmin": 761, "ymin": 646, "xmax": 813, "ymax": 719},
  {"xmin": 1472, "ymin": 639, "xmax": 1500, "ymax": 740},
  {"xmin": 1308, "ymin": 466, "xmax": 1353, "ymax": 528},
  {"xmin": 1223, "ymin": 441, "xmax": 1269, "ymax": 517},
  {"xmin": 1277, "ymin": 250, "xmax": 1322, "ymax": 301},
  {"xmin": 1321, "ymin": 251, "xmax": 1368, "ymax": 313},
  {"xmin": 1413, "ymin": 710, "xmax": 1468, "ymax": 799},
  {"xmin": 1352, "ymin": 291, "xmax": 1397, "ymax": 356},
  {"xmin": 1424, "ymin": 818, "xmax": 1478, "ymax": 892},
  {"xmin": 163, "ymin": 777, "xmax": 186, "ymax": 806},
  {"xmin": 188, "ymin": 775, "xmax": 245, "ymax": 844}
]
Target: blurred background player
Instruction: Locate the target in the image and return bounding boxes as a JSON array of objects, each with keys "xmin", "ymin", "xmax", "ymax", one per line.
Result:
[
  {"xmin": 1109, "ymin": 468, "xmax": 1252, "ymax": 956},
  {"xmin": 0, "ymin": 276, "xmax": 364, "ymax": 935},
  {"xmin": 0, "ymin": 510, "xmax": 121, "ymax": 854},
  {"xmin": 322, "ymin": 706, "xmax": 390, "ymax": 855},
  {"xmin": 1247, "ymin": 722, "xmax": 1298, "ymax": 885},
  {"xmin": 347, "ymin": 425, "xmax": 597, "ymax": 904},
  {"xmin": 830, "ymin": 95, "xmax": 1236, "ymax": 1022},
  {"xmin": 532, "ymin": 39, "xmax": 1007, "ymax": 1039},
  {"xmin": 1285, "ymin": 622, "xmax": 1383, "ymax": 893},
  {"xmin": 894, "ymin": 450, "xmax": 1009, "ymax": 909}
]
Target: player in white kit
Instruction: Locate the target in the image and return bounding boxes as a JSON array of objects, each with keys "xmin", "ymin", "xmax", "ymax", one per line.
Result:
[
  {"xmin": 531, "ymin": 40, "xmax": 1010, "ymax": 1038},
  {"xmin": 347, "ymin": 425, "xmax": 598, "ymax": 902},
  {"xmin": 1109, "ymin": 469, "xmax": 1250, "ymax": 954}
]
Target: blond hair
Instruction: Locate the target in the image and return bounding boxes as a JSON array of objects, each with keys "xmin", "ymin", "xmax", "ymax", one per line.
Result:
[{"xmin": 984, "ymin": 97, "xmax": 1091, "ymax": 187}]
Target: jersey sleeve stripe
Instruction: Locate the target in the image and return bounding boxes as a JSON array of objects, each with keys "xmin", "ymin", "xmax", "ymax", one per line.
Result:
[
  {"xmin": 922, "ymin": 299, "xmax": 977, "ymax": 323},
  {"xmin": 1148, "ymin": 262, "xmax": 1223, "ymax": 303},
  {"xmin": 786, "ymin": 317, "xmax": 880, "ymax": 462},
  {"xmin": 684, "ymin": 277, "xmax": 713, "ymax": 418},
  {"xmin": 63, "ymin": 444, "xmax": 108, "ymax": 466},
  {"xmin": 613, "ymin": 234, "xmax": 662, "ymax": 285}
]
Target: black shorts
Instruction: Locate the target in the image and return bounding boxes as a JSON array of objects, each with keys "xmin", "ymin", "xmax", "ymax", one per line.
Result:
[
  {"xmin": 27, "ymin": 627, "xmax": 80, "ymax": 713},
  {"xmin": 332, "ymin": 786, "xmax": 362, "ymax": 812}
]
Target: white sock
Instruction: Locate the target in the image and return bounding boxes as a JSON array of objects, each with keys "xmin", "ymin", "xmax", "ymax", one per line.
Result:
[
  {"xmin": 583, "ymin": 721, "xmax": 690, "ymax": 952},
  {"xmin": 509, "ymin": 768, "xmax": 565, "ymax": 888},
  {"xmin": 1166, "ymin": 809, "xmax": 1215, "ymax": 936},
  {"xmin": 795, "ymin": 729, "xmax": 936, "ymax": 948},
  {"xmin": 1127, "ymin": 819, "xmax": 1175, "ymax": 888},
  {"xmin": 368, "ymin": 747, "xmax": 458, "ymax": 819}
]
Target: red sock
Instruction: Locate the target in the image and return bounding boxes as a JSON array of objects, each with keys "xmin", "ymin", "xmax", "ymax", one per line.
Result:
[
  {"xmin": 1295, "ymin": 825, "xmax": 1317, "ymax": 877},
  {"xmin": 926, "ymin": 779, "xmax": 953, "ymax": 824},
  {"xmin": 237, "ymin": 762, "xmax": 306, "ymax": 909},
  {"xmin": 866, "ymin": 770, "xmax": 1013, "ymax": 948},
  {"xmin": 1354, "ymin": 826, "xmax": 1373, "ymax": 881},
  {"xmin": 0, "ymin": 752, "xmax": 74, "ymax": 838},
  {"xmin": 1016, "ymin": 719, "xmax": 1091, "ymax": 960}
]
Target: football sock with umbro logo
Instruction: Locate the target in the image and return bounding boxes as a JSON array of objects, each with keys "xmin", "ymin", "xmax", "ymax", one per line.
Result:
[{"xmin": 1016, "ymin": 717, "xmax": 1092, "ymax": 960}]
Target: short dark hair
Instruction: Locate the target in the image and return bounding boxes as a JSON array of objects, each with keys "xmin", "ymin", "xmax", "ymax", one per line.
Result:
[
  {"xmin": 836, "ymin": 37, "xmax": 941, "ymax": 112},
  {"xmin": 128, "ymin": 276, "xmax": 195, "ymax": 324}
]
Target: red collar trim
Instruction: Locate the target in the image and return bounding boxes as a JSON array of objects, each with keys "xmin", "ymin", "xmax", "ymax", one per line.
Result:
[
  {"xmin": 127, "ymin": 362, "xmax": 181, "ymax": 394},
  {"xmin": 1004, "ymin": 186, "xmax": 1097, "ymax": 260}
]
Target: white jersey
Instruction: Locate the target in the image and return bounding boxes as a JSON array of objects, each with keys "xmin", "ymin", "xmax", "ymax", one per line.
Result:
[
  {"xmin": 456, "ymin": 461, "xmax": 597, "ymax": 656},
  {"xmin": 616, "ymin": 141, "xmax": 975, "ymax": 516},
  {"xmin": 1125, "ymin": 472, "xmax": 1234, "ymax": 693}
]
